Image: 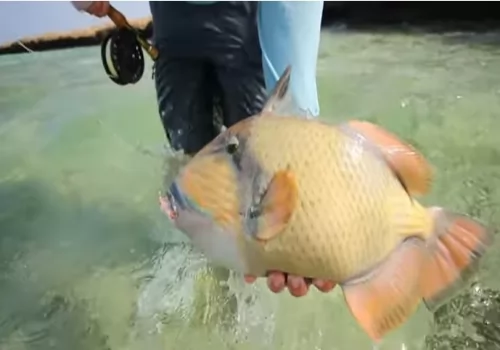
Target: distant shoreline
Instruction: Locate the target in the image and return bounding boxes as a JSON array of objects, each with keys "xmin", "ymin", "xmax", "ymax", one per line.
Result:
[
  {"xmin": 2, "ymin": 2, "xmax": 500, "ymax": 57},
  {"xmin": 0, "ymin": 17, "xmax": 152, "ymax": 56}
]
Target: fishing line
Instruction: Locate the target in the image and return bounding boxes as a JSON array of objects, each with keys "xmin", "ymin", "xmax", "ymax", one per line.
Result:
[
  {"xmin": 16, "ymin": 41, "xmax": 34, "ymax": 53},
  {"xmin": 9, "ymin": 38, "xmax": 161, "ymax": 164}
]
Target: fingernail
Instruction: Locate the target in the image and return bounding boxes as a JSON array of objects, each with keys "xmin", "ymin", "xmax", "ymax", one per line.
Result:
[
  {"xmin": 291, "ymin": 278, "xmax": 300, "ymax": 289},
  {"xmin": 244, "ymin": 275, "xmax": 255, "ymax": 284},
  {"xmin": 315, "ymin": 280, "xmax": 325, "ymax": 289}
]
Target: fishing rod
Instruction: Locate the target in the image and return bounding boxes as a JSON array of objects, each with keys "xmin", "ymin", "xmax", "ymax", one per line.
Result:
[{"xmin": 101, "ymin": 5, "xmax": 158, "ymax": 86}]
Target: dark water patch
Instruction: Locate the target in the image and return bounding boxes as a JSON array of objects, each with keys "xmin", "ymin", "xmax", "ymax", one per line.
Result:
[
  {"xmin": 0, "ymin": 178, "xmax": 159, "ymax": 274},
  {"xmin": 322, "ymin": 2, "xmax": 500, "ymax": 51},
  {"xmin": 323, "ymin": 2, "xmax": 500, "ymax": 29},
  {"xmin": 0, "ymin": 178, "xmax": 164, "ymax": 349}
]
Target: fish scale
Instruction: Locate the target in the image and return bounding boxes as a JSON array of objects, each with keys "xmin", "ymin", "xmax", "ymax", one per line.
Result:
[{"xmin": 238, "ymin": 115, "xmax": 415, "ymax": 280}]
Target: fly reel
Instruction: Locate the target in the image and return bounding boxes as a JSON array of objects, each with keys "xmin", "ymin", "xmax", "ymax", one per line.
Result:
[{"xmin": 100, "ymin": 27, "xmax": 145, "ymax": 86}]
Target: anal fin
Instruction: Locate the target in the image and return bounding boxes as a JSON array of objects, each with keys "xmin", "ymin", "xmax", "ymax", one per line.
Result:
[{"xmin": 342, "ymin": 238, "xmax": 426, "ymax": 341}]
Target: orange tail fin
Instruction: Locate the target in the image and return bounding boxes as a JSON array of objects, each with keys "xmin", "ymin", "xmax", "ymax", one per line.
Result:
[{"xmin": 420, "ymin": 207, "xmax": 493, "ymax": 310}]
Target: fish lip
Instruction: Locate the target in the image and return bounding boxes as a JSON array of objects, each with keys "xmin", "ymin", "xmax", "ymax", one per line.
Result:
[
  {"xmin": 165, "ymin": 181, "xmax": 187, "ymax": 220},
  {"xmin": 239, "ymin": 174, "xmax": 272, "ymax": 219}
]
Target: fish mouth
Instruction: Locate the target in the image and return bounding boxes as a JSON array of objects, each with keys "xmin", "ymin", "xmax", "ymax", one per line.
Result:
[{"xmin": 163, "ymin": 181, "xmax": 189, "ymax": 220}]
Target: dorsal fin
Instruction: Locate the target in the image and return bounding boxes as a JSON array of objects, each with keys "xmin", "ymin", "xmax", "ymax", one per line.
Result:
[
  {"xmin": 342, "ymin": 120, "xmax": 433, "ymax": 196},
  {"xmin": 261, "ymin": 66, "xmax": 292, "ymax": 114},
  {"xmin": 261, "ymin": 66, "xmax": 307, "ymax": 117}
]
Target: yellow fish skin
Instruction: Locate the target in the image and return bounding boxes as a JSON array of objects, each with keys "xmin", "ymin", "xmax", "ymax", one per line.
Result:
[{"xmin": 166, "ymin": 66, "xmax": 493, "ymax": 342}]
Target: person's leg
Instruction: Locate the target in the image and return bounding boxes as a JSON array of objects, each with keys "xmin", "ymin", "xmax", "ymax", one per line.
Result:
[
  {"xmin": 216, "ymin": 62, "xmax": 267, "ymax": 127},
  {"xmin": 258, "ymin": 1, "xmax": 323, "ymax": 118},
  {"xmin": 210, "ymin": 1, "xmax": 267, "ymax": 126},
  {"xmin": 200, "ymin": 1, "xmax": 267, "ymax": 328},
  {"xmin": 154, "ymin": 54, "xmax": 240, "ymax": 330},
  {"xmin": 153, "ymin": 54, "xmax": 218, "ymax": 197},
  {"xmin": 154, "ymin": 57, "xmax": 216, "ymax": 156},
  {"xmin": 153, "ymin": 2, "xmax": 264, "ymax": 328}
]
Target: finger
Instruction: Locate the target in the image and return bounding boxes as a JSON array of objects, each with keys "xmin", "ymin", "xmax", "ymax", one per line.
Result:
[
  {"xmin": 95, "ymin": 3, "xmax": 108, "ymax": 17},
  {"xmin": 244, "ymin": 274, "xmax": 257, "ymax": 284},
  {"xmin": 266, "ymin": 271, "xmax": 286, "ymax": 293},
  {"xmin": 88, "ymin": 2, "xmax": 107, "ymax": 17},
  {"xmin": 286, "ymin": 275, "xmax": 309, "ymax": 297},
  {"xmin": 313, "ymin": 279, "xmax": 337, "ymax": 293},
  {"xmin": 101, "ymin": 1, "xmax": 110, "ymax": 15},
  {"xmin": 87, "ymin": 3, "xmax": 100, "ymax": 16}
]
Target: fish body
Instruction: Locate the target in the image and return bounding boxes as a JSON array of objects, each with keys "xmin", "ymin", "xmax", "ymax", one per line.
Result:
[
  {"xmin": 166, "ymin": 67, "xmax": 493, "ymax": 341},
  {"xmin": 218, "ymin": 115, "xmax": 434, "ymax": 281}
]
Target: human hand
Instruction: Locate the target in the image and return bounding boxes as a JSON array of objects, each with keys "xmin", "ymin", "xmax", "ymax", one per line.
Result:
[
  {"xmin": 86, "ymin": 1, "xmax": 110, "ymax": 17},
  {"xmin": 159, "ymin": 194, "xmax": 336, "ymax": 297},
  {"xmin": 72, "ymin": 1, "xmax": 110, "ymax": 17},
  {"xmin": 244, "ymin": 272, "xmax": 336, "ymax": 297}
]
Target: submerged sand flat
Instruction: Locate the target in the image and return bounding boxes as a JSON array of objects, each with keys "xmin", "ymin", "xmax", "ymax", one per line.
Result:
[{"xmin": 1, "ymin": 27, "xmax": 500, "ymax": 350}]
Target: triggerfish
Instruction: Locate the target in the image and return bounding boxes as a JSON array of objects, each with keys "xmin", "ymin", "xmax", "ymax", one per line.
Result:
[{"xmin": 164, "ymin": 66, "xmax": 493, "ymax": 341}]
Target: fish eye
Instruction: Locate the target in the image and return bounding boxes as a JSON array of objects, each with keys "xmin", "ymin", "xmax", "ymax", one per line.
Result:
[{"xmin": 226, "ymin": 135, "xmax": 239, "ymax": 154}]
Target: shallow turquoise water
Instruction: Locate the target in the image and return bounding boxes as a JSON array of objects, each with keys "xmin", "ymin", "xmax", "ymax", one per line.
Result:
[{"xmin": 1, "ymin": 28, "xmax": 500, "ymax": 350}]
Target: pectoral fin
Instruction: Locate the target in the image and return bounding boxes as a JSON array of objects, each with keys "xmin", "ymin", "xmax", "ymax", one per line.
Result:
[{"xmin": 253, "ymin": 170, "xmax": 298, "ymax": 242}]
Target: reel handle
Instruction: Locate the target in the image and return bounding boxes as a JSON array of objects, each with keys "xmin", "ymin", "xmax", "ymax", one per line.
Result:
[{"xmin": 107, "ymin": 5, "xmax": 159, "ymax": 61}]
